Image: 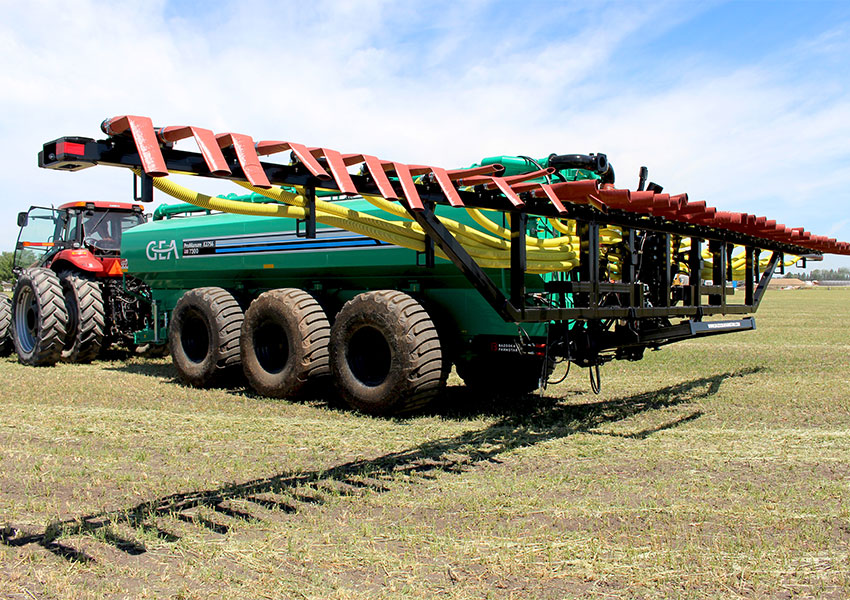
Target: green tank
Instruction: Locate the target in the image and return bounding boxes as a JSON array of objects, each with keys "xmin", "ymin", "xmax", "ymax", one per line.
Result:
[{"xmin": 123, "ymin": 196, "xmax": 552, "ymax": 415}]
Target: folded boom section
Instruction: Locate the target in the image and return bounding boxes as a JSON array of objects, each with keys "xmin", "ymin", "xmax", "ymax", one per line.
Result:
[{"xmin": 36, "ymin": 115, "xmax": 848, "ymax": 332}]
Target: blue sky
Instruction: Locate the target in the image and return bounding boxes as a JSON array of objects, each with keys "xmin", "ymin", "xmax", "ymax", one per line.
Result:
[{"xmin": 1, "ymin": 0, "xmax": 848, "ymax": 270}]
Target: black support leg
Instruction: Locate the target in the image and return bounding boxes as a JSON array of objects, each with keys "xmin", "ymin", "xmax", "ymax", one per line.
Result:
[{"xmin": 510, "ymin": 212, "xmax": 528, "ymax": 312}]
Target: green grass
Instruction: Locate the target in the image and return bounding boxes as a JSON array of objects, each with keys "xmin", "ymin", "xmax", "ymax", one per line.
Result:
[{"xmin": 1, "ymin": 288, "xmax": 849, "ymax": 599}]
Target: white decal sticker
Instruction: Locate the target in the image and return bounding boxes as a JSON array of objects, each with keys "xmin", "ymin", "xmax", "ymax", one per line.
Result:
[
  {"xmin": 146, "ymin": 240, "xmax": 179, "ymax": 261},
  {"xmin": 706, "ymin": 321, "xmax": 742, "ymax": 329}
]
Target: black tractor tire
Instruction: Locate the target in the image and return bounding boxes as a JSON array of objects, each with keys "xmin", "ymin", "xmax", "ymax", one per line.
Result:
[
  {"xmin": 58, "ymin": 271, "xmax": 105, "ymax": 363},
  {"xmin": 329, "ymin": 290, "xmax": 444, "ymax": 416},
  {"xmin": 456, "ymin": 353, "xmax": 554, "ymax": 396},
  {"xmin": 169, "ymin": 287, "xmax": 243, "ymax": 387},
  {"xmin": 0, "ymin": 294, "xmax": 12, "ymax": 357},
  {"xmin": 11, "ymin": 268, "xmax": 68, "ymax": 366},
  {"xmin": 241, "ymin": 288, "xmax": 331, "ymax": 398}
]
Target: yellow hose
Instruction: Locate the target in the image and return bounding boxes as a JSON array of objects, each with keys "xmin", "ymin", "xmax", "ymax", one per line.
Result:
[
  {"xmin": 549, "ymin": 218, "xmax": 576, "ymax": 236},
  {"xmin": 356, "ymin": 192, "xmax": 534, "ymax": 252},
  {"xmin": 674, "ymin": 239, "xmax": 798, "ymax": 280},
  {"xmin": 277, "ymin": 183, "xmax": 577, "ymax": 255},
  {"xmin": 148, "ymin": 174, "xmax": 579, "ymax": 272},
  {"xmin": 238, "ymin": 182, "xmax": 578, "ymax": 266},
  {"xmin": 145, "ymin": 174, "xmax": 307, "ymax": 219},
  {"xmin": 468, "ymin": 208, "xmax": 581, "ymax": 249},
  {"xmin": 146, "ymin": 174, "xmax": 795, "ymax": 281},
  {"xmin": 144, "ymin": 172, "xmax": 426, "ymax": 250}
]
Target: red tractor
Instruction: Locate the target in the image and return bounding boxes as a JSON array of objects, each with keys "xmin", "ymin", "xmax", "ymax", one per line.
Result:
[{"xmin": 0, "ymin": 201, "xmax": 153, "ymax": 365}]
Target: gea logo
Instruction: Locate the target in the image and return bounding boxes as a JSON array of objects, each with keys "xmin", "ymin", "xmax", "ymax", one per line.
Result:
[{"xmin": 146, "ymin": 240, "xmax": 179, "ymax": 261}]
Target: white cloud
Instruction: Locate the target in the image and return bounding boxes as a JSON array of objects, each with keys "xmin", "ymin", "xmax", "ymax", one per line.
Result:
[{"xmin": 0, "ymin": 0, "xmax": 848, "ymax": 269}]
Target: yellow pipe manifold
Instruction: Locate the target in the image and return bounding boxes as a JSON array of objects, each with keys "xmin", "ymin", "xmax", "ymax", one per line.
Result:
[
  {"xmin": 144, "ymin": 174, "xmax": 581, "ymax": 273},
  {"xmin": 145, "ymin": 173, "xmax": 790, "ymax": 282}
]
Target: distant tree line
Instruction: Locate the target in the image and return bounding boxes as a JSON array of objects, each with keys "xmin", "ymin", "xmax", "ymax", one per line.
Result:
[
  {"xmin": 785, "ymin": 267, "xmax": 850, "ymax": 281},
  {"xmin": 0, "ymin": 251, "xmax": 12, "ymax": 281}
]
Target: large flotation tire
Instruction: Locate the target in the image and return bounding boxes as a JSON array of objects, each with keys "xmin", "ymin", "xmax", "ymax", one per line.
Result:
[
  {"xmin": 241, "ymin": 288, "xmax": 331, "ymax": 398},
  {"xmin": 329, "ymin": 290, "xmax": 444, "ymax": 416},
  {"xmin": 169, "ymin": 287, "xmax": 243, "ymax": 387}
]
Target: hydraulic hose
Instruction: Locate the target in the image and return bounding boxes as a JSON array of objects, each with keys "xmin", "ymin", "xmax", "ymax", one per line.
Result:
[
  {"xmin": 147, "ymin": 174, "xmax": 580, "ymax": 272},
  {"xmin": 143, "ymin": 171, "xmax": 802, "ymax": 281},
  {"xmin": 138, "ymin": 171, "xmax": 306, "ymax": 219},
  {"xmin": 140, "ymin": 171, "xmax": 425, "ymax": 249},
  {"xmin": 466, "ymin": 208, "xmax": 580, "ymax": 249},
  {"xmin": 548, "ymin": 153, "xmax": 614, "ymax": 185},
  {"xmin": 237, "ymin": 182, "xmax": 579, "ymax": 265}
]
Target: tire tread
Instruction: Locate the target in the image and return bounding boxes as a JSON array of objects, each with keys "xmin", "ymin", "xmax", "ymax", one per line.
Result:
[
  {"xmin": 0, "ymin": 294, "xmax": 11, "ymax": 356},
  {"xmin": 58, "ymin": 270, "xmax": 105, "ymax": 363},
  {"xmin": 331, "ymin": 290, "xmax": 444, "ymax": 415},
  {"xmin": 240, "ymin": 288, "xmax": 330, "ymax": 398},
  {"xmin": 11, "ymin": 268, "xmax": 68, "ymax": 366},
  {"xmin": 169, "ymin": 287, "xmax": 243, "ymax": 387}
]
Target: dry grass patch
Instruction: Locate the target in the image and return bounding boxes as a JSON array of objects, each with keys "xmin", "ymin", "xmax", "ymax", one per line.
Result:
[{"xmin": 1, "ymin": 288, "xmax": 849, "ymax": 599}]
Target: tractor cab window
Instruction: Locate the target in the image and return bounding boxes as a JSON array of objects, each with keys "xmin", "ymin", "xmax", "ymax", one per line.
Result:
[
  {"xmin": 62, "ymin": 211, "xmax": 82, "ymax": 245},
  {"xmin": 82, "ymin": 210, "xmax": 145, "ymax": 252},
  {"xmin": 14, "ymin": 207, "xmax": 65, "ymax": 270}
]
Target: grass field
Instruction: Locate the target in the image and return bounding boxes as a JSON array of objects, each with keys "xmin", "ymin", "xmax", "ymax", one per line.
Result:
[{"xmin": 1, "ymin": 287, "xmax": 849, "ymax": 599}]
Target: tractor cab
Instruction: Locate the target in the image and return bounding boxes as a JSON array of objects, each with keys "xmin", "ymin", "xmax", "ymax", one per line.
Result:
[
  {"xmin": 8, "ymin": 201, "xmax": 152, "ymax": 366},
  {"xmin": 14, "ymin": 201, "xmax": 145, "ymax": 273}
]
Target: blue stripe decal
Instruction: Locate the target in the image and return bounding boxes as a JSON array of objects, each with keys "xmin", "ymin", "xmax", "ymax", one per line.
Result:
[
  {"xmin": 215, "ymin": 234, "xmax": 359, "ymax": 248},
  {"xmin": 214, "ymin": 239, "xmax": 384, "ymax": 253}
]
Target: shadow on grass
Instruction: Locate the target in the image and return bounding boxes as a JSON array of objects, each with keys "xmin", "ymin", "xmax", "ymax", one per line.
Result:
[
  {"xmin": 103, "ymin": 361, "xmax": 176, "ymax": 379},
  {"xmin": 99, "ymin": 361, "xmax": 702, "ymax": 422},
  {"xmin": 1, "ymin": 367, "xmax": 762, "ymax": 564}
]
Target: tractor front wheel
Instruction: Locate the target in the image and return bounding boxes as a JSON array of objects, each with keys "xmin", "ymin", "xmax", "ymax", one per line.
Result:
[
  {"xmin": 169, "ymin": 287, "xmax": 243, "ymax": 387},
  {"xmin": 329, "ymin": 290, "xmax": 445, "ymax": 416},
  {"xmin": 11, "ymin": 268, "xmax": 68, "ymax": 366}
]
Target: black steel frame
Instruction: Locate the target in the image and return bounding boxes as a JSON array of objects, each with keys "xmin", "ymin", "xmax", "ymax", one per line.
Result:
[{"xmin": 39, "ymin": 135, "xmax": 808, "ymax": 326}]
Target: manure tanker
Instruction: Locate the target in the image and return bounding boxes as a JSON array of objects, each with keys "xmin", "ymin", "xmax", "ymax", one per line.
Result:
[{"xmin": 23, "ymin": 114, "xmax": 849, "ymax": 415}]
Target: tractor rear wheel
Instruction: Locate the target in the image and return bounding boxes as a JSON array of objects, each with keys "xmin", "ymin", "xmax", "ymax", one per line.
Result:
[
  {"xmin": 329, "ymin": 290, "xmax": 444, "ymax": 416},
  {"xmin": 169, "ymin": 287, "xmax": 243, "ymax": 387},
  {"xmin": 11, "ymin": 268, "xmax": 68, "ymax": 366},
  {"xmin": 0, "ymin": 294, "xmax": 11, "ymax": 356},
  {"xmin": 58, "ymin": 271, "xmax": 105, "ymax": 363},
  {"xmin": 241, "ymin": 288, "xmax": 330, "ymax": 398}
]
